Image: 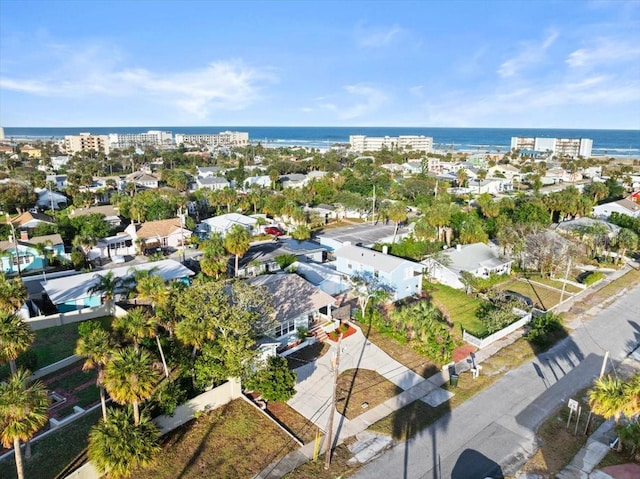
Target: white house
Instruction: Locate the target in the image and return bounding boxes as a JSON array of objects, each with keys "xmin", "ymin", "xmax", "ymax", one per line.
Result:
[
  {"xmin": 202, "ymin": 212, "xmax": 258, "ymax": 237},
  {"xmin": 196, "ymin": 176, "xmax": 230, "ymax": 191},
  {"xmin": 244, "ymin": 175, "xmax": 271, "ymax": 189},
  {"xmin": 334, "ymin": 243, "xmax": 422, "ymax": 301},
  {"xmin": 89, "ymin": 234, "xmax": 136, "ymax": 261},
  {"xmin": 280, "ymin": 174, "xmax": 308, "ymax": 189},
  {"xmin": 36, "ymin": 189, "xmax": 68, "ymax": 210},
  {"xmin": 126, "ymin": 171, "xmax": 159, "ymax": 189},
  {"xmin": 593, "ymin": 198, "xmax": 640, "ymax": 220},
  {"xmin": 422, "ymin": 243, "xmax": 512, "ymax": 290},
  {"xmin": 288, "ymin": 261, "xmax": 348, "ymax": 296}
]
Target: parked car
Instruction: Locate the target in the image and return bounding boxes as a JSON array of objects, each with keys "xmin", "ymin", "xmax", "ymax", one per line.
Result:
[{"xmin": 264, "ymin": 226, "xmax": 284, "ymax": 236}]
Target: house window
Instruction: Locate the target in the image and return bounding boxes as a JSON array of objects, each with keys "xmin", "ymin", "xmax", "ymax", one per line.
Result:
[
  {"xmin": 347, "ymin": 263, "xmax": 352, "ymax": 269},
  {"xmin": 373, "ymin": 270, "xmax": 379, "ymax": 278},
  {"xmin": 274, "ymin": 319, "xmax": 296, "ymax": 338},
  {"xmin": 12, "ymin": 255, "xmax": 33, "ymax": 266}
]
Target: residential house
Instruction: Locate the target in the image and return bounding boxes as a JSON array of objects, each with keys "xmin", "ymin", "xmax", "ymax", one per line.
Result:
[
  {"xmin": 234, "ymin": 239, "xmax": 329, "ymax": 277},
  {"xmin": 307, "ymin": 171, "xmax": 328, "ymax": 181},
  {"xmin": 304, "ymin": 204, "xmax": 338, "ymax": 223},
  {"xmin": 544, "ymin": 168, "xmax": 581, "ymax": 185},
  {"xmin": 380, "ymin": 163, "xmax": 404, "ymax": 174},
  {"xmin": 21, "ymin": 145, "xmax": 41, "ymax": 159},
  {"xmin": 51, "ymin": 156, "xmax": 70, "ymax": 170},
  {"xmin": 69, "ymin": 204, "xmax": 123, "ymax": 228},
  {"xmin": 246, "ymin": 273, "xmax": 335, "ymax": 347},
  {"xmin": 280, "ymin": 174, "xmax": 308, "ymax": 189},
  {"xmin": 42, "ymin": 259, "xmax": 194, "ymax": 313},
  {"xmin": 288, "ymin": 261, "xmax": 348, "ymax": 296},
  {"xmin": 593, "ymin": 198, "xmax": 640, "ymax": 220},
  {"xmin": 422, "ymin": 243, "xmax": 512, "ymax": 290},
  {"xmin": 45, "ymin": 174, "xmax": 68, "ymax": 190},
  {"xmin": 243, "ymin": 175, "xmax": 271, "ymax": 189},
  {"xmin": 89, "ymin": 234, "xmax": 136, "ymax": 261},
  {"xmin": 126, "ymin": 171, "xmax": 159, "ymax": 189},
  {"xmin": 400, "ymin": 160, "xmax": 424, "ymax": 175},
  {"xmin": 125, "ymin": 218, "xmax": 192, "ymax": 251},
  {"xmin": 36, "ymin": 189, "xmax": 68, "ymax": 210},
  {"xmin": 0, "ymin": 232, "xmax": 65, "ymax": 275},
  {"xmin": 334, "ymin": 243, "xmax": 423, "ymax": 301},
  {"xmin": 195, "ymin": 176, "xmax": 230, "ymax": 191},
  {"xmin": 201, "ymin": 212, "xmax": 259, "ymax": 238},
  {"xmin": 488, "ymin": 164, "xmax": 521, "ymax": 180},
  {"xmin": 9, "ymin": 211, "xmax": 55, "ymax": 230},
  {"xmin": 466, "ymin": 178, "xmax": 513, "ymax": 195},
  {"xmin": 196, "ymin": 166, "xmax": 223, "ymax": 178}
]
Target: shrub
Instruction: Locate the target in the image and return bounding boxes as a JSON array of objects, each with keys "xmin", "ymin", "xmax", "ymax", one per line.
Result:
[
  {"xmin": 274, "ymin": 254, "xmax": 297, "ymax": 270},
  {"xmin": 245, "ymin": 356, "xmax": 297, "ymax": 403},
  {"xmin": 580, "ymin": 271, "xmax": 604, "ymax": 286},
  {"xmin": 525, "ymin": 312, "xmax": 564, "ymax": 350}
]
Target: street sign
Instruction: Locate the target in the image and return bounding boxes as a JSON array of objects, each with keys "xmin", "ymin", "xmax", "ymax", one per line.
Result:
[{"xmin": 568, "ymin": 399, "xmax": 579, "ymax": 411}]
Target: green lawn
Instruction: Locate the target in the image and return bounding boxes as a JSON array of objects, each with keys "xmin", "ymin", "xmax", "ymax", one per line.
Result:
[
  {"xmin": 0, "ymin": 408, "xmax": 102, "ymax": 479},
  {"xmin": 1, "ymin": 317, "xmax": 113, "ymax": 380},
  {"xmin": 519, "ymin": 273, "xmax": 583, "ymax": 294},
  {"xmin": 428, "ymin": 284, "xmax": 488, "ymax": 337}
]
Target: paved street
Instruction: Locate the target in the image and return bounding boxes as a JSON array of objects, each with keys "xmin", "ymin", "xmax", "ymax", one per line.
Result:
[{"xmin": 352, "ymin": 283, "xmax": 640, "ymax": 479}]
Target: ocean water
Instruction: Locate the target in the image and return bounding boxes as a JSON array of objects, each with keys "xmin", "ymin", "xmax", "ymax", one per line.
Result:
[{"xmin": 3, "ymin": 126, "xmax": 639, "ymax": 157}]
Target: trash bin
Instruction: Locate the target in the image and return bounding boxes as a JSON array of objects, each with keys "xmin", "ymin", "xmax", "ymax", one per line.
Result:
[{"xmin": 449, "ymin": 373, "xmax": 459, "ymax": 387}]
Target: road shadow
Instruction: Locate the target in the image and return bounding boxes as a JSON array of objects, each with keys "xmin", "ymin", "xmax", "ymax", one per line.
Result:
[{"xmin": 451, "ymin": 448, "xmax": 504, "ymax": 479}]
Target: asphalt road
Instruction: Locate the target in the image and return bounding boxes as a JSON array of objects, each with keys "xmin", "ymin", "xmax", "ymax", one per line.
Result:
[{"xmin": 352, "ymin": 283, "xmax": 640, "ymax": 479}]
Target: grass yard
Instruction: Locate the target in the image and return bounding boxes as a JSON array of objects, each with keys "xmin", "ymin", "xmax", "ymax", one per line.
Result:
[
  {"xmin": 0, "ymin": 408, "xmax": 102, "ymax": 479},
  {"xmin": 133, "ymin": 399, "xmax": 299, "ymax": 479},
  {"xmin": 498, "ymin": 278, "xmax": 564, "ymax": 311},
  {"xmin": 356, "ymin": 322, "xmax": 440, "ymax": 378},
  {"xmin": 520, "ymin": 273, "xmax": 584, "ymax": 294},
  {"xmin": 427, "ymin": 284, "xmax": 488, "ymax": 337},
  {"xmin": 336, "ymin": 369, "xmax": 402, "ymax": 420},
  {"xmin": 282, "ymin": 442, "xmax": 362, "ymax": 479},
  {"xmin": 0, "ymin": 317, "xmax": 113, "ymax": 380}
]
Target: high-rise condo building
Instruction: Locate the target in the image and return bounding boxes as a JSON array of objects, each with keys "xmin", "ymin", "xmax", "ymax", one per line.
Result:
[
  {"xmin": 510, "ymin": 137, "xmax": 593, "ymax": 158},
  {"xmin": 175, "ymin": 131, "xmax": 249, "ymax": 147},
  {"xmin": 109, "ymin": 130, "xmax": 173, "ymax": 149},
  {"xmin": 349, "ymin": 135, "xmax": 433, "ymax": 153},
  {"xmin": 64, "ymin": 133, "xmax": 110, "ymax": 155}
]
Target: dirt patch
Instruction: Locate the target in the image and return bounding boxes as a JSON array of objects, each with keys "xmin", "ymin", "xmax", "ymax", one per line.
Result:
[{"xmin": 336, "ymin": 369, "xmax": 402, "ymax": 420}]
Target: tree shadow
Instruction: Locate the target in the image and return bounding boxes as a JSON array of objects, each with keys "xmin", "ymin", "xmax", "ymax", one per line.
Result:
[{"xmin": 451, "ymin": 448, "xmax": 504, "ymax": 479}]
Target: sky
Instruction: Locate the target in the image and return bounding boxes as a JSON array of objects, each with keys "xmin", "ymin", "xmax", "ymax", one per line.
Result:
[{"xmin": 1, "ymin": 0, "xmax": 639, "ymax": 129}]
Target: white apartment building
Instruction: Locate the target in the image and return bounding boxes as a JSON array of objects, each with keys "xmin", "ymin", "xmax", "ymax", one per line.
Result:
[
  {"xmin": 175, "ymin": 131, "xmax": 249, "ymax": 147},
  {"xmin": 510, "ymin": 137, "xmax": 593, "ymax": 158},
  {"xmin": 349, "ymin": 135, "xmax": 433, "ymax": 153},
  {"xmin": 109, "ymin": 130, "xmax": 173, "ymax": 149},
  {"xmin": 64, "ymin": 133, "xmax": 110, "ymax": 155}
]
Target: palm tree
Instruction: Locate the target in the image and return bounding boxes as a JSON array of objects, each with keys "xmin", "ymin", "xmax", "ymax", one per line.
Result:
[
  {"xmin": 0, "ymin": 369, "xmax": 49, "ymax": 479},
  {"xmin": 0, "ymin": 312, "xmax": 35, "ymax": 375},
  {"xmin": 589, "ymin": 376, "xmax": 628, "ymax": 424},
  {"xmin": 175, "ymin": 317, "xmax": 213, "ymax": 360},
  {"xmin": 224, "ymin": 224, "xmax": 251, "ymax": 277},
  {"xmin": 103, "ymin": 347, "xmax": 159, "ymax": 425},
  {"xmin": 386, "ymin": 201, "xmax": 407, "ymax": 244},
  {"xmin": 89, "ymin": 271, "xmax": 129, "ymax": 312},
  {"xmin": 113, "ymin": 307, "xmax": 154, "ymax": 351},
  {"xmin": 615, "ymin": 228, "xmax": 638, "ymax": 265},
  {"xmin": 134, "ymin": 275, "xmax": 170, "ymax": 378},
  {"xmin": 88, "ymin": 407, "xmax": 160, "ymax": 479},
  {"xmin": 199, "ymin": 233, "xmax": 230, "ymax": 279},
  {"xmin": 0, "ymin": 273, "xmax": 27, "ymax": 313},
  {"xmin": 75, "ymin": 324, "xmax": 113, "ymax": 421}
]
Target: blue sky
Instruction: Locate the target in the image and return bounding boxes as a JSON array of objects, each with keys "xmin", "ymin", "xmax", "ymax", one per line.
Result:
[{"xmin": 1, "ymin": 0, "xmax": 639, "ymax": 128}]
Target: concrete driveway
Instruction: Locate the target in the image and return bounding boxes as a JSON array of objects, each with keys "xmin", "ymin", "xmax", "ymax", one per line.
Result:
[{"xmin": 287, "ymin": 325, "xmax": 425, "ymax": 431}]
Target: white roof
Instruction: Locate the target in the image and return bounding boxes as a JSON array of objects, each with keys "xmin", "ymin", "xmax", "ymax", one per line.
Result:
[
  {"xmin": 335, "ymin": 244, "xmax": 417, "ymax": 274},
  {"xmin": 43, "ymin": 259, "xmax": 194, "ymax": 304},
  {"xmin": 438, "ymin": 243, "xmax": 510, "ymax": 273},
  {"xmin": 203, "ymin": 213, "xmax": 257, "ymax": 230}
]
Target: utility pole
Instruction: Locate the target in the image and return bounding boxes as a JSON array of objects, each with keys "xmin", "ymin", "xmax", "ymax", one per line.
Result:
[
  {"xmin": 177, "ymin": 206, "xmax": 186, "ymax": 263},
  {"xmin": 324, "ymin": 333, "xmax": 343, "ymax": 470},
  {"xmin": 6, "ymin": 214, "xmax": 22, "ymax": 277},
  {"xmin": 559, "ymin": 256, "xmax": 572, "ymax": 304},
  {"xmin": 371, "ymin": 186, "xmax": 376, "ymax": 225}
]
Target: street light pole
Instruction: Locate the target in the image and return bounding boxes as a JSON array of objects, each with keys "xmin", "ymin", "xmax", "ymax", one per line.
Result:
[{"xmin": 177, "ymin": 206, "xmax": 186, "ymax": 263}]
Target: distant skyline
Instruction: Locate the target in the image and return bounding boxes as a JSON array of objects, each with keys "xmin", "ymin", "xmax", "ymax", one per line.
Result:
[{"xmin": 1, "ymin": 0, "xmax": 639, "ymax": 129}]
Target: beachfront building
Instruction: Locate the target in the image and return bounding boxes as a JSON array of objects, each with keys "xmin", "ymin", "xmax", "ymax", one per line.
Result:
[
  {"xmin": 349, "ymin": 135, "xmax": 433, "ymax": 153},
  {"xmin": 109, "ymin": 130, "xmax": 173, "ymax": 149},
  {"xmin": 175, "ymin": 131, "xmax": 249, "ymax": 147},
  {"xmin": 510, "ymin": 137, "xmax": 592, "ymax": 158},
  {"xmin": 64, "ymin": 132, "xmax": 110, "ymax": 155}
]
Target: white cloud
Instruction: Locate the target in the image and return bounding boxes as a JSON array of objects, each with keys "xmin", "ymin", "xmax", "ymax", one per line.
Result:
[
  {"xmin": 355, "ymin": 23, "xmax": 404, "ymax": 47},
  {"xmin": 498, "ymin": 31, "xmax": 559, "ymax": 78},
  {"xmin": 0, "ymin": 41, "xmax": 275, "ymax": 119},
  {"xmin": 339, "ymin": 84, "xmax": 388, "ymax": 119},
  {"xmin": 566, "ymin": 37, "xmax": 640, "ymax": 68}
]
